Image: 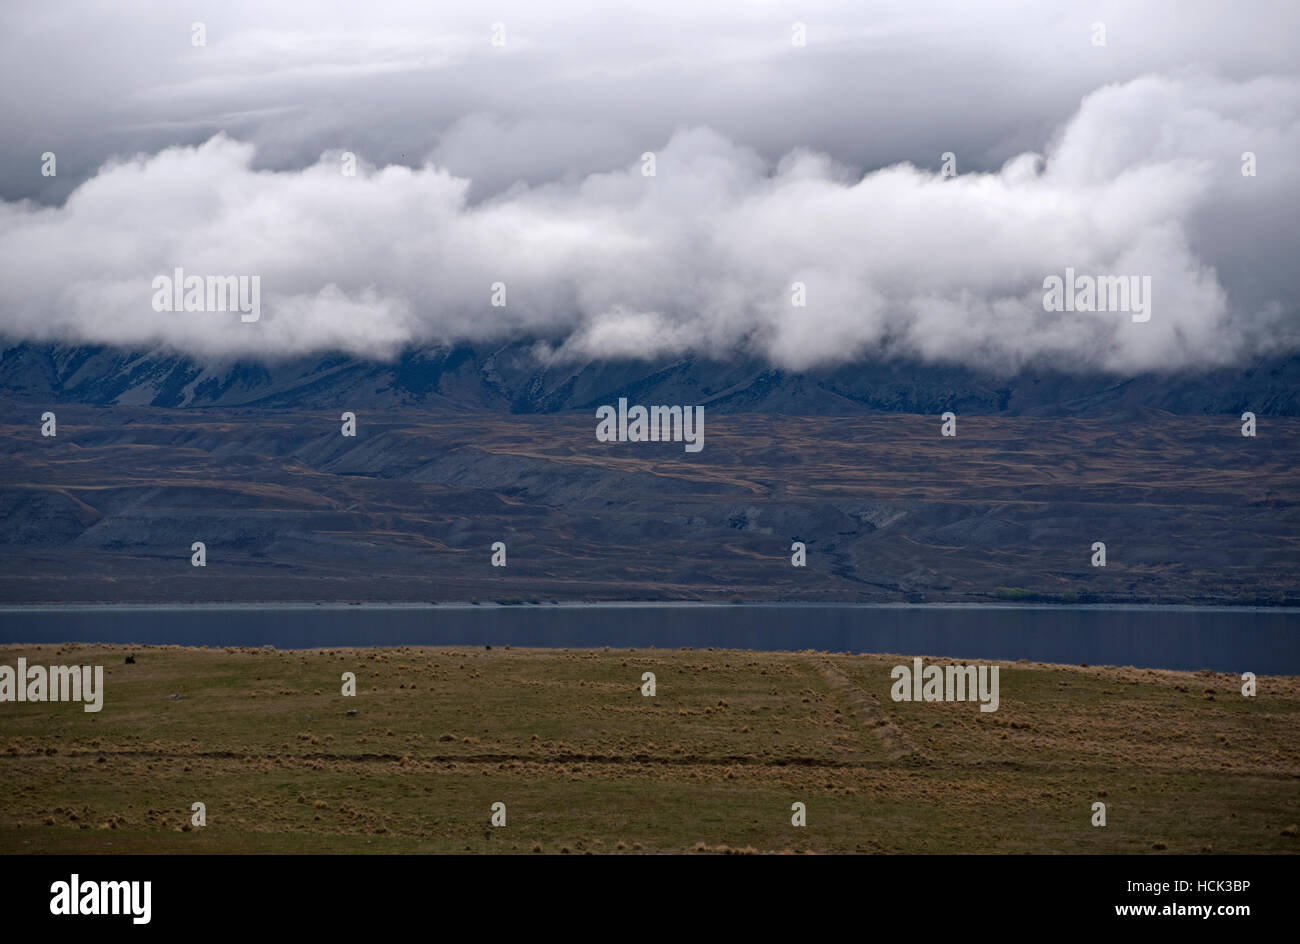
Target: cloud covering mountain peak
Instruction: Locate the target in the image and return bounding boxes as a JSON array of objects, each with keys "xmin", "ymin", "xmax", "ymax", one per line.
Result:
[{"xmin": 0, "ymin": 72, "xmax": 1296, "ymax": 373}]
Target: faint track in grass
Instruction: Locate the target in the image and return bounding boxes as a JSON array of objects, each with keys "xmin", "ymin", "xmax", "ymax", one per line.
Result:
[
  {"xmin": 810, "ymin": 658, "xmax": 924, "ymax": 762},
  {"xmin": 0, "ymin": 749, "xmax": 878, "ymax": 769}
]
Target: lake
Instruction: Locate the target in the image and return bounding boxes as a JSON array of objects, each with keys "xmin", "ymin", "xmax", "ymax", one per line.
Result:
[{"xmin": 0, "ymin": 603, "xmax": 1297, "ymax": 674}]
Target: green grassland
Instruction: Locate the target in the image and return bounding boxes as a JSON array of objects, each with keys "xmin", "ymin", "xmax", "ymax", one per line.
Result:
[{"xmin": 1, "ymin": 643, "xmax": 1297, "ymax": 854}]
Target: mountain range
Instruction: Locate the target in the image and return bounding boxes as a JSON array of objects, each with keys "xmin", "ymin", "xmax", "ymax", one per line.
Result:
[
  {"xmin": 1, "ymin": 341, "xmax": 1296, "ymax": 606},
  {"xmin": 3, "ymin": 342, "xmax": 1298, "ymax": 417}
]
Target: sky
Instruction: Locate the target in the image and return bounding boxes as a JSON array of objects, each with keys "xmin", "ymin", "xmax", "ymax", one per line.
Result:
[{"xmin": 0, "ymin": 0, "xmax": 1296, "ymax": 373}]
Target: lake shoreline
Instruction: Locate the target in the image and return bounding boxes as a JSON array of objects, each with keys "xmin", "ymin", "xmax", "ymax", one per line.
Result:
[
  {"xmin": 2, "ymin": 603, "xmax": 1296, "ymax": 674},
  {"xmin": 4, "ymin": 601, "xmax": 1299, "ymax": 612}
]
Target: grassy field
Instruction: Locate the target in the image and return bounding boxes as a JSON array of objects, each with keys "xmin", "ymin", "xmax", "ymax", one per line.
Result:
[{"xmin": 1, "ymin": 642, "xmax": 1297, "ymax": 854}]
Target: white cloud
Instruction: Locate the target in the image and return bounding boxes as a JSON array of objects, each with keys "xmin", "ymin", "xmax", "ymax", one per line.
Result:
[{"xmin": 0, "ymin": 73, "xmax": 1295, "ymax": 372}]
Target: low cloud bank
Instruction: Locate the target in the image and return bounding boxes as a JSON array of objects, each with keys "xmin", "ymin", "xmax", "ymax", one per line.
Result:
[{"xmin": 1, "ymin": 74, "xmax": 1296, "ymax": 373}]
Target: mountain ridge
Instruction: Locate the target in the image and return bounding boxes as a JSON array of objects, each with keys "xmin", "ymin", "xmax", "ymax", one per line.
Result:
[{"xmin": 3, "ymin": 341, "xmax": 1297, "ymax": 416}]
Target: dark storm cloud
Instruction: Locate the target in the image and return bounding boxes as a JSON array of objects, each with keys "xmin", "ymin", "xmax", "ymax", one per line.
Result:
[{"xmin": 5, "ymin": 0, "xmax": 1295, "ymax": 200}]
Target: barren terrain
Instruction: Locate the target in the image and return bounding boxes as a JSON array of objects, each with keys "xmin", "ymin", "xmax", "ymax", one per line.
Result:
[{"xmin": 1, "ymin": 406, "xmax": 1296, "ymax": 605}]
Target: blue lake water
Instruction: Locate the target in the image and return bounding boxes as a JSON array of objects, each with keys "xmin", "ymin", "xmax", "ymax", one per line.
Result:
[{"xmin": 0, "ymin": 603, "xmax": 1297, "ymax": 674}]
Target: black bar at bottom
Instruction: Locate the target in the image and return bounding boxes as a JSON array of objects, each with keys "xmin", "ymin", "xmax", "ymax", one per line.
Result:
[{"xmin": 0, "ymin": 854, "xmax": 1286, "ymax": 931}]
